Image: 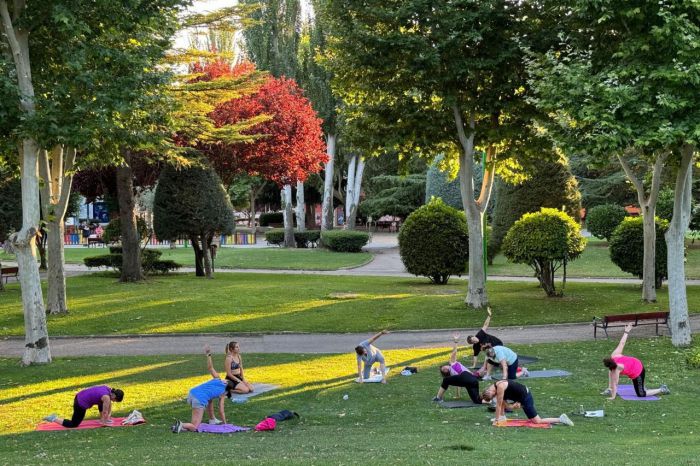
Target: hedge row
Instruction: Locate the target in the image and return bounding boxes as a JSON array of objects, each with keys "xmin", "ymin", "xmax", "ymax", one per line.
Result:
[{"xmin": 84, "ymin": 248, "xmax": 181, "ymax": 274}]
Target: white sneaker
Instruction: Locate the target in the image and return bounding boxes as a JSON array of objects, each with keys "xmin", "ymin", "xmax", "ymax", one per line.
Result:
[
  {"xmin": 559, "ymin": 413, "xmax": 574, "ymax": 426},
  {"xmin": 600, "ymin": 388, "xmax": 611, "ymax": 396},
  {"xmin": 482, "ymin": 374, "xmax": 492, "ymax": 381},
  {"xmin": 520, "ymin": 367, "xmax": 529, "ymax": 377},
  {"xmin": 209, "ymin": 417, "xmax": 223, "ymax": 425},
  {"xmin": 43, "ymin": 413, "xmax": 57, "ymax": 423}
]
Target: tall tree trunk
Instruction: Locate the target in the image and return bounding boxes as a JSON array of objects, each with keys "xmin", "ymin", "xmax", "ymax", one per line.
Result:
[
  {"xmin": 249, "ymin": 186, "xmax": 257, "ymax": 228},
  {"xmin": 1, "ymin": 2, "xmax": 51, "ymax": 364},
  {"xmin": 36, "ymin": 229, "xmax": 47, "ymax": 270},
  {"xmin": 201, "ymin": 234, "xmax": 213, "ymax": 279},
  {"xmin": 190, "ymin": 234, "xmax": 204, "ymax": 276},
  {"xmin": 346, "ymin": 156, "xmax": 365, "ymax": 230},
  {"xmin": 666, "ymin": 145, "xmax": 694, "ymax": 347},
  {"xmin": 321, "ymin": 133, "xmax": 336, "ymax": 231},
  {"xmin": 617, "ymin": 152, "xmax": 666, "ymax": 302},
  {"xmin": 454, "ymin": 107, "xmax": 496, "ymax": 309},
  {"xmin": 281, "ymin": 184, "xmax": 295, "ymax": 247},
  {"xmin": 296, "ymin": 180, "xmax": 306, "ymax": 232},
  {"xmin": 116, "ymin": 159, "xmax": 143, "ymax": 282},
  {"xmin": 345, "ymin": 155, "xmax": 357, "ymax": 228},
  {"xmin": 39, "ymin": 145, "xmax": 76, "ymax": 315}
]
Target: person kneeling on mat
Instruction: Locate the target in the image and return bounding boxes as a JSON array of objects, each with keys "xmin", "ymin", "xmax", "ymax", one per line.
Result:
[
  {"xmin": 481, "ymin": 344, "xmax": 529, "ymax": 380},
  {"xmin": 466, "ymin": 307, "xmax": 503, "ymax": 379},
  {"xmin": 433, "ymin": 334, "xmax": 482, "ymax": 404},
  {"xmin": 172, "ymin": 345, "xmax": 237, "ymax": 433},
  {"xmin": 601, "ymin": 324, "xmax": 670, "ymax": 400},
  {"xmin": 355, "ymin": 330, "xmax": 389, "ymax": 384},
  {"xmin": 481, "ymin": 380, "xmax": 574, "ymax": 427},
  {"xmin": 44, "ymin": 385, "xmax": 124, "ymax": 428}
]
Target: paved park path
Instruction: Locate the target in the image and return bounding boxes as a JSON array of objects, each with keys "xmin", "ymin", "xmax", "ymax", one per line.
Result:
[{"xmin": 1, "ymin": 316, "xmax": 698, "ymax": 357}]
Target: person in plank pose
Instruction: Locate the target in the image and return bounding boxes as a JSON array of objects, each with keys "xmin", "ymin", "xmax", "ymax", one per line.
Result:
[
  {"xmin": 43, "ymin": 385, "xmax": 124, "ymax": 428},
  {"xmin": 481, "ymin": 380, "xmax": 574, "ymax": 427},
  {"xmin": 433, "ymin": 334, "xmax": 482, "ymax": 405},
  {"xmin": 355, "ymin": 330, "xmax": 389, "ymax": 384},
  {"xmin": 480, "ymin": 344, "xmax": 529, "ymax": 380},
  {"xmin": 466, "ymin": 307, "xmax": 502, "ymax": 379},
  {"xmin": 172, "ymin": 344, "xmax": 237, "ymax": 433},
  {"xmin": 601, "ymin": 323, "xmax": 670, "ymax": 399}
]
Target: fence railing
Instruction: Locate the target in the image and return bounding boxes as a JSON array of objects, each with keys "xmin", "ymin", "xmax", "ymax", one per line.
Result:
[{"xmin": 64, "ymin": 232, "xmax": 257, "ymax": 247}]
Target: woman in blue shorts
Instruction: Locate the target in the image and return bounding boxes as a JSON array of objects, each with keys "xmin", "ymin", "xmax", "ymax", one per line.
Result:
[{"xmin": 481, "ymin": 380, "xmax": 573, "ymax": 427}]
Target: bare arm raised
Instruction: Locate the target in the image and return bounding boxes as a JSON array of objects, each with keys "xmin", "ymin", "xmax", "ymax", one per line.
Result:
[{"xmin": 611, "ymin": 324, "xmax": 634, "ymax": 357}]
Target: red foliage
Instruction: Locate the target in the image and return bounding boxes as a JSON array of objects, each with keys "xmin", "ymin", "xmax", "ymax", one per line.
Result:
[
  {"xmin": 190, "ymin": 60, "xmax": 257, "ymax": 82},
  {"xmin": 201, "ymin": 66, "xmax": 327, "ymax": 186}
]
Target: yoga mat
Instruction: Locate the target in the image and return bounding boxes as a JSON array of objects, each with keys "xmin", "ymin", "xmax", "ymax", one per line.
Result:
[
  {"xmin": 230, "ymin": 383, "xmax": 280, "ymax": 403},
  {"xmin": 487, "ymin": 369, "xmax": 570, "ymax": 379},
  {"xmin": 517, "ymin": 356, "xmax": 539, "ymax": 365},
  {"xmin": 439, "ymin": 400, "xmax": 482, "ymax": 409},
  {"xmin": 36, "ymin": 417, "xmax": 144, "ymax": 431},
  {"xmin": 196, "ymin": 423, "xmax": 250, "ymax": 434},
  {"xmin": 493, "ymin": 419, "xmax": 551, "ymax": 429},
  {"xmin": 355, "ymin": 367, "xmax": 391, "ymax": 383},
  {"xmin": 617, "ymin": 385, "xmax": 660, "ymax": 401}
]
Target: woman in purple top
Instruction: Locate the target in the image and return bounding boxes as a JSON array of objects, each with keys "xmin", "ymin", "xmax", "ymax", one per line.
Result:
[
  {"xmin": 44, "ymin": 385, "xmax": 124, "ymax": 428},
  {"xmin": 432, "ymin": 334, "xmax": 482, "ymax": 405}
]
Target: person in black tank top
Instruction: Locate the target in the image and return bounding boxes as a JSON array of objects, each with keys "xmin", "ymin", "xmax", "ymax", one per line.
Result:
[
  {"xmin": 466, "ymin": 308, "xmax": 503, "ymax": 379},
  {"xmin": 480, "ymin": 380, "xmax": 574, "ymax": 427}
]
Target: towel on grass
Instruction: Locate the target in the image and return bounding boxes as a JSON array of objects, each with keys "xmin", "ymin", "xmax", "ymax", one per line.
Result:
[
  {"xmin": 196, "ymin": 424, "xmax": 250, "ymax": 434},
  {"xmin": 493, "ymin": 419, "xmax": 551, "ymax": 429},
  {"xmin": 617, "ymin": 385, "xmax": 660, "ymax": 401},
  {"xmin": 230, "ymin": 384, "xmax": 280, "ymax": 403},
  {"xmin": 36, "ymin": 417, "xmax": 144, "ymax": 431},
  {"xmin": 355, "ymin": 368, "xmax": 391, "ymax": 383}
]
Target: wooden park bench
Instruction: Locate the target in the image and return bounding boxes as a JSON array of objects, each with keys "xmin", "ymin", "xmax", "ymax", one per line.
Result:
[
  {"xmin": 1, "ymin": 266, "xmax": 19, "ymax": 284},
  {"xmin": 592, "ymin": 311, "xmax": 669, "ymax": 339}
]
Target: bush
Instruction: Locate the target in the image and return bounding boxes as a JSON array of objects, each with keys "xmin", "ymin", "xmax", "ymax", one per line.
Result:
[
  {"xmin": 586, "ymin": 204, "xmax": 626, "ymax": 241},
  {"xmin": 489, "ymin": 154, "xmax": 582, "ymax": 262},
  {"xmin": 609, "ymin": 216, "xmax": 668, "ymax": 287},
  {"xmin": 259, "ymin": 212, "xmax": 284, "ymax": 227},
  {"xmin": 502, "ymin": 208, "xmax": 586, "ymax": 296},
  {"xmin": 102, "ymin": 217, "xmax": 150, "ymax": 245},
  {"xmin": 321, "ymin": 230, "xmax": 370, "ymax": 253},
  {"xmin": 83, "ymin": 254, "xmax": 122, "ymax": 269},
  {"xmin": 687, "ymin": 346, "xmax": 700, "ymax": 369},
  {"xmin": 150, "ymin": 260, "xmax": 181, "ymax": 274},
  {"xmin": 265, "ymin": 228, "xmax": 285, "ymax": 246},
  {"xmin": 295, "ymin": 230, "xmax": 321, "ymax": 248},
  {"xmin": 83, "ymin": 249, "xmax": 180, "ymax": 275},
  {"xmin": 398, "ymin": 198, "xmax": 469, "ymax": 284},
  {"xmin": 425, "ymin": 154, "xmax": 474, "ymax": 210}
]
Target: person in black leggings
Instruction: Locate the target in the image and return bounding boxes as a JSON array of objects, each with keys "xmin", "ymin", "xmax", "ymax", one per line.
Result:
[
  {"xmin": 43, "ymin": 385, "xmax": 124, "ymax": 428},
  {"xmin": 480, "ymin": 380, "xmax": 573, "ymax": 426},
  {"xmin": 432, "ymin": 334, "xmax": 482, "ymax": 404}
]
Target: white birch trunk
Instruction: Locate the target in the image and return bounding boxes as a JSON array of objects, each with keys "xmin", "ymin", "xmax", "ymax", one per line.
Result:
[
  {"xmin": 617, "ymin": 152, "xmax": 666, "ymax": 302},
  {"xmin": 666, "ymin": 145, "xmax": 695, "ymax": 347},
  {"xmin": 281, "ymin": 184, "xmax": 295, "ymax": 247},
  {"xmin": 321, "ymin": 133, "xmax": 336, "ymax": 231},
  {"xmin": 453, "ymin": 106, "xmax": 496, "ymax": 309},
  {"xmin": 346, "ymin": 156, "xmax": 365, "ymax": 230},
  {"xmin": 296, "ymin": 180, "xmax": 306, "ymax": 232},
  {"xmin": 1, "ymin": 1, "xmax": 51, "ymax": 364},
  {"xmin": 345, "ymin": 155, "xmax": 357, "ymax": 223}
]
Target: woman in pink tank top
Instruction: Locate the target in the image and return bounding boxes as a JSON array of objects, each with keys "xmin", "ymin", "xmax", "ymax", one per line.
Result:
[{"xmin": 602, "ymin": 324, "xmax": 670, "ymax": 399}]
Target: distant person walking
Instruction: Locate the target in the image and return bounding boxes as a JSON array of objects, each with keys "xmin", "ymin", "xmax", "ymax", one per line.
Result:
[{"xmin": 601, "ymin": 324, "xmax": 670, "ymax": 399}]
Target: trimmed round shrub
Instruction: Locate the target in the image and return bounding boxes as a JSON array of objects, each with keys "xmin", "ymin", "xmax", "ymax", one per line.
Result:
[
  {"xmin": 259, "ymin": 212, "xmax": 284, "ymax": 227},
  {"xmin": 398, "ymin": 198, "xmax": 469, "ymax": 284},
  {"xmin": 83, "ymin": 249, "xmax": 180, "ymax": 274},
  {"xmin": 321, "ymin": 230, "xmax": 370, "ymax": 252},
  {"xmin": 502, "ymin": 208, "xmax": 586, "ymax": 296},
  {"xmin": 586, "ymin": 204, "xmax": 626, "ymax": 241},
  {"xmin": 609, "ymin": 216, "xmax": 668, "ymax": 287},
  {"xmin": 265, "ymin": 228, "xmax": 285, "ymax": 246}
]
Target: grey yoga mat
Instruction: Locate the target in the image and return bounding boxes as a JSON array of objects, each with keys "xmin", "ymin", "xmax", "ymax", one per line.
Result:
[
  {"xmin": 438, "ymin": 400, "xmax": 483, "ymax": 409},
  {"xmin": 229, "ymin": 383, "xmax": 280, "ymax": 403},
  {"xmin": 487, "ymin": 369, "xmax": 571, "ymax": 379}
]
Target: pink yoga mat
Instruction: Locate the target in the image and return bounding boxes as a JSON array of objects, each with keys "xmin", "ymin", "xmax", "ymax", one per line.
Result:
[
  {"xmin": 617, "ymin": 385, "xmax": 660, "ymax": 401},
  {"xmin": 494, "ymin": 419, "xmax": 551, "ymax": 429},
  {"xmin": 36, "ymin": 418, "xmax": 145, "ymax": 431}
]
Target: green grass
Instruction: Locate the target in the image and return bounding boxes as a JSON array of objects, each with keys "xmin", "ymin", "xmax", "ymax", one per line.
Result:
[
  {"xmin": 0, "ymin": 247, "xmax": 374, "ymax": 271},
  {"xmin": 0, "ymin": 273, "xmax": 698, "ymax": 336},
  {"xmin": 1, "ymin": 339, "xmax": 699, "ymax": 464},
  {"xmin": 490, "ymin": 237, "xmax": 700, "ymax": 279}
]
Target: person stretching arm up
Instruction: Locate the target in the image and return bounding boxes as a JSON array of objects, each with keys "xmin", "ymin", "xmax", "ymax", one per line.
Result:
[
  {"xmin": 355, "ymin": 330, "xmax": 389, "ymax": 384},
  {"xmin": 602, "ymin": 324, "xmax": 669, "ymax": 400},
  {"xmin": 433, "ymin": 334, "xmax": 482, "ymax": 404},
  {"xmin": 468, "ymin": 307, "xmax": 493, "ymax": 368}
]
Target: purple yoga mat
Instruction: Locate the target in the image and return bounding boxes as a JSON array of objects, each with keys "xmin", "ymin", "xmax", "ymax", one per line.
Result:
[
  {"xmin": 197, "ymin": 424, "xmax": 251, "ymax": 434},
  {"xmin": 617, "ymin": 385, "xmax": 660, "ymax": 401}
]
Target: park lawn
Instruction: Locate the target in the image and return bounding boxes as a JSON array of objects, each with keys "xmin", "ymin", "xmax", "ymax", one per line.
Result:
[
  {"xmin": 489, "ymin": 237, "xmax": 700, "ymax": 279},
  {"xmin": 1, "ymin": 339, "xmax": 699, "ymax": 465},
  {"xmin": 0, "ymin": 247, "xmax": 374, "ymax": 271},
  {"xmin": 0, "ymin": 273, "xmax": 698, "ymax": 336}
]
